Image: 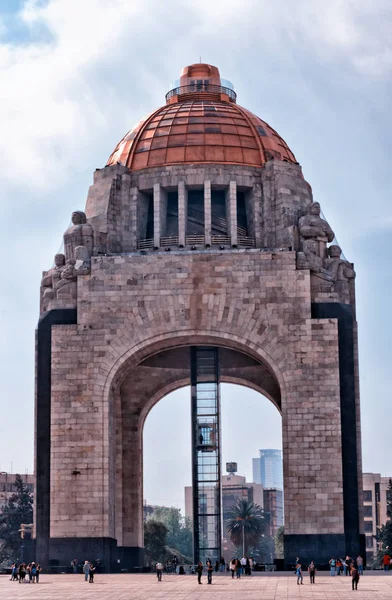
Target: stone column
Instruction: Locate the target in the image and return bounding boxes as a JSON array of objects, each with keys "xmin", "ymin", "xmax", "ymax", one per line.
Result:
[
  {"xmin": 178, "ymin": 181, "xmax": 188, "ymax": 247},
  {"xmin": 246, "ymin": 185, "xmax": 262, "ymax": 247},
  {"xmin": 226, "ymin": 181, "xmax": 237, "ymax": 246},
  {"xmin": 204, "ymin": 180, "xmax": 211, "ymax": 245},
  {"xmin": 153, "ymin": 183, "xmax": 167, "ymax": 247}
]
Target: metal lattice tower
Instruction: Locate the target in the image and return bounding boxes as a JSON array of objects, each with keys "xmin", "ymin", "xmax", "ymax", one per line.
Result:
[{"xmin": 190, "ymin": 347, "xmax": 222, "ymax": 564}]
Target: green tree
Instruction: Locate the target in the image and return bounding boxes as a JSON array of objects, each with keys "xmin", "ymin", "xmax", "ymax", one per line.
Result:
[
  {"xmin": 378, "ymin": 479, "xmax": 392, "ymax": 557},
  {"xmin": 0, "ymin": 474, "xmax": 33, "ymax": 562},
  {"xmin": 226, "ymin": 499, "xmax": 267, "ymax": 555},
  {"xmin": 274, "ymin": 526, "xmax": 284, "ymax": 559},
  {"xmin": 148, "ymin": 506, "xmax": 192, "ymax": 562},
  {"xmin": 144, "ymin": 520, "xmax": 168, "ymax": 566}
]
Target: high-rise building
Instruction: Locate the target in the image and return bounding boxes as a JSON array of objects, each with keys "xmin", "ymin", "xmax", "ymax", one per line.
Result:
[
  {"xmin": 362, "ymin": 473, "xmax": 392, "ymax": 564},
  {"xmin": 253, "ymin": 449, "xmax": 283, "ymax": 490},
  {"xmin": 252, "ymin": 458, "xmax": 261, "ymax": 484}
]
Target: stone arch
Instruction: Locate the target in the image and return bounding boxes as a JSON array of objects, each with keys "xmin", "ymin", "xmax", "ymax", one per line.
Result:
[{"xmin": 109, "ymin": 335, "xmax": 284, "ymax": 561}]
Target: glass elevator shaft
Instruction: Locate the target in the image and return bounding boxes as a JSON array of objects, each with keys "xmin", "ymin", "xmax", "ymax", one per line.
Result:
[{"xmin": 190, "ymin": 347, "xmax": 222, "ymax": 564}]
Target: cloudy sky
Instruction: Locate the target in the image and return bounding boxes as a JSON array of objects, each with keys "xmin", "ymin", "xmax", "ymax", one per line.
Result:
[{"xmin": 0, "ymin": 0, "xmax": 391, "ymax": 510}]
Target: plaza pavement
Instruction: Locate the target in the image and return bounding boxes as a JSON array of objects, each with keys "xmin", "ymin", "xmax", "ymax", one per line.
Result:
[{"xmin": 1, "ymin": 571, "xmax": 392, "ymax": 600}]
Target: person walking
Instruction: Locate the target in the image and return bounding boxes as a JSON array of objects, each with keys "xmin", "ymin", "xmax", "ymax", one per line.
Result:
[
  {"xmin": 36, "ymin": 564, "xmax": 41, "ymax": 584},
  {"xmin": 240, "ymin": 555, "xmax": 246, "ymax": 576},
  {"xmin": 236, "ymin": 558, "xmax": 241, "ymax": 578},
  {"xmin": 295, "ymin": 562, "xmax": 303, "ymax": 585},
  {"xmin": 382, "ymin": 553, "xmax": 390, "ymax": 572},
  {"xmin": 342, "ymin": 557, "xmax": 348, "ymax": 576},
  {"xmin": 89, "ymin": 563, "xmax": 95, "ymax": 583},
  {"xmin": 230, "ymin": 558, "xmax": 236, "ymax": 578},
  {"xmin": 356, "ymin": 555, "xmax": 363, "ymax": 576},
  {"xmin": 156, "ymin": 561, "xmax": 163, "ymax": 581},
  {"xmin": 351, "ymin": 564, "xmax": 360, "ymax": 590},
  {"xmin": 196, "ymin": 560, "xmax": 203, "ymax": 584},
  {"xmin": 329, "ymin": 557, "xmax": 336, "ymax": 576},
  {"xmin": 83, "ymin": 560, "xmax": 89, "ymax": 582},
  {"xmin": 308, "ymin": 561, "xmax": 316, "ymax": 583},
  {"xmin": 206, "ymin": 559, "xmax": 213, "ymax": 584}
]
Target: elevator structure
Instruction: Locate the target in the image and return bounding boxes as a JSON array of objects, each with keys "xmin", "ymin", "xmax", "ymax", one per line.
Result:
[{"xmin": 191, "ymin": 347, "xmax": 222, "ymax": 564}]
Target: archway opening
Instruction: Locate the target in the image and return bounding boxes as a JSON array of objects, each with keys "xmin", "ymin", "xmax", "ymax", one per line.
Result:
[
  {"xmin": 113, "ymin": 340, "xmax": 284, "ymax": 568},
  {"xmin": 143, "ymin": 381, "xmax": 283, "ymax": 566}
]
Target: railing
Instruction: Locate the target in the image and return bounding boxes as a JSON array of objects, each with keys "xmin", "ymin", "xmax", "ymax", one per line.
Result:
[
  {"xmin": 160, "ymin": 236, "xmax": 179, "ymax": 247},
  {"xmin": 211, "ymin": 235, "xmax": 230, "ymax": 245},
  {"xmin": 238, "ymin": 236, "xmax": 256, "ymax": 247},
  {"xmin": 166, "ymin": 84, "xmax": 237, "ymax": 103},
  {"xmin": 137, "ymin": 238, "xmax": 154, "ymax": 250},
  {"xmin": 185, "ymin": 235, "xmax": 205, "ymax": 246}
]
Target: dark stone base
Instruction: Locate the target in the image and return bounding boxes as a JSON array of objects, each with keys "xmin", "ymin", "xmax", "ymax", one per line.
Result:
[
  {"xmin": 284, "ymin": 533, "xmax": 363, "ymax": 569},
  {"xmin": 49, "ymin": 537, "xmax": 117, "ymax": 572},
  {"xmin": 117, "ymin": 546, "xmax": 145, "ymax": 571}
]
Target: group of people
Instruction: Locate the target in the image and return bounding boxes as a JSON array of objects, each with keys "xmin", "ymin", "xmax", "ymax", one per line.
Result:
[
  {"xmin": 329, "ymin": 555, "xmax": 363, "ymax": 576},
  {"xmin": 229, "ymin": 556, "xmax": 254, "ymax": 577},
  {"xmin": 9, "ymin": 562, "xmax": 41, "ymax": 583},
  {"xmin": 82, "ymin": 560, "xmax": 96, "ymax": 583}
]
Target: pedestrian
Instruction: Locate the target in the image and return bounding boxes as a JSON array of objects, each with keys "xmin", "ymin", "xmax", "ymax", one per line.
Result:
[
  {"xmin": 230, "ymin": 558, "xmax": 236, "ymax": 578},
  {"xmin": 214, "ymin": 560, "xmax": 219, "ymax": 572},
  {"xmin": 382, "ymin": 553, "xmax": 390, "ymax": 572},
  {"xmin": 245, "ymin": 557, "xmax": 251, "ymax": 576},
  {"xmin": 206, "ymin": 558, "xmax": 213, "ymax": 584},
  {"xmin": 71, "ymin": 558, "xmax": 78, "ymax": 574},
  {"xmin": 249, "ymin": 556, "xmax": 254, "ymax": 572},
  {"xmin": 342, "ymin": 557, "xmax": 348, "ymax": 576},
  {"xmin": 196, "ymin": 560, "xmax": 203, "ymax": 584},
  {"xmin": 329, "ymin": 557, "xmax": 336, "ymax": 576},
  {"xmin": 172, "ymin": 555, "xmax": 178, "ymax": 573},
  {"xmin": 236, "ymin": 558, "xmax": 241, "ymax": 578},
  {"xmin": 10, "ymin": 563, "xmax": 17, "ymax": 581},
  {"xmin": 356, "ymin": 555, "xmax": 363, "ymax": 576},
  {"xmin": 308, "ymin": 560, "xmax": 316, "ymax": 583},
  {"xmin": 156, "ymin": 561, "xmax": 163, "ymax": 581},
  {"xmin": 240, "ymin": 555, "xmax": 246, "ymax": 575},
  {"xmin": 36, "ymin": 564, "xmax": 41, "ymax": 584},
  {"xmin": 351, "ymin": 564, "xmax": 360, "ymax": 590},
  {"xmin": 336, "ymin": 557, "xmax": 342, "ymax": 575},
  {"xmin": 219, "ymin": 556, "xmax": 225, "ymax": 572},
  {"xmin": 31, "ymin": 563, "xmax": 37, "ymax": 583},
  {"xmin": 295, "ymin": 562, "xmax": 303, "ymax": 585},
  {"xmin": 83, "ymin": 560, "xmax": 89, "ymax": 582},
  {"xmin": 345, "ymin": 555, "xmax": 351, "ymax": 575},
  {"xmin": 89, "ymin": 563, "xmax": 95, "ymax": 583}
]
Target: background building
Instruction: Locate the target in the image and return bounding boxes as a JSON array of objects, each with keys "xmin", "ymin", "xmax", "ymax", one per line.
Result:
[
  {"xmin": 0, "ymin": 472, "xmax": 34, "ymax": 511},
  {"xmin": 263, "ymin": 488, "xmax": 284, "ymax": 537},
  {"xmin": 363, "ymin": 472, "xmax": 392, "ymax": 564},
  {"xmin": 253, "ymin": 449, "xmax": 283, "ymax": 490}
]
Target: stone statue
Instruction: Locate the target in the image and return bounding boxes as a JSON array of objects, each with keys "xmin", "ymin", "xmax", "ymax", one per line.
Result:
[
  {"xmin": 74, "ymin": 245, "xmax": 91, "ymax": 275},
  {"xmin": 63, "ymin": 211, "xmax": 94, "ymax": 261},
  {"xmin": 40, "ymin": 253, "xmax": 66, "ymax": 310},
  {"xmin": 55, "ymin": 258, "xmax": 77, "ymax": 297},
  {"xmin": 297, "ymin": 239, "xmax": 333, "ymax": 281},
  {"xmin": 324, "ymin": 245, "xmax": 356, "ymax": 282},
  {"xmin": 298, "ymin": 202, "xmax": 334, "ymax": 259}
]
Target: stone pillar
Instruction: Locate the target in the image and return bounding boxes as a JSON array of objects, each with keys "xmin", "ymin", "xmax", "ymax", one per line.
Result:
[
  {"xmin": 153, "ymin": 183, "xmax": 167, "ymax": 247},
  {"xmin": 246, "ymin": 184, "xmax": 262, "ymax": 247},
  {"xmin": 178, "ymin": 181, "xmax": 188, "ymax": 247},
  {"xmin": 204, "ymin": 181, "xmax": 211, "ymax": 245},
  {"xmin": 226, "ymin": 181, "xmax": 237, "ymax": 246}
]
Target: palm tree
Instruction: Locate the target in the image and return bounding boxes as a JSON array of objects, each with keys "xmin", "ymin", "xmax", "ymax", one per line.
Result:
[{"xmin": 226, "ymin": 499, "xmax": 267, "ymax": 555}]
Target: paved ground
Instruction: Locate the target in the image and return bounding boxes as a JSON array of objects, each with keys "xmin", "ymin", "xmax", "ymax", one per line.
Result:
[{"xmin": 1, "ymin": 572, "xmax": 392, "ymax": 600}]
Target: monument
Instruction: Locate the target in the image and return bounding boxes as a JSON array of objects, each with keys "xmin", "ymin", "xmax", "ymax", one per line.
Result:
[{"xmin": 34, "ymin": 63, "xmax": 364, "ymax": 570}]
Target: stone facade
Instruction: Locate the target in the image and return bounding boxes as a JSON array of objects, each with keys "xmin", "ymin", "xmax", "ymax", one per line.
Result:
[{"xmin": 35, "ymin": 126, "xmax": 363, "ymax": 569}]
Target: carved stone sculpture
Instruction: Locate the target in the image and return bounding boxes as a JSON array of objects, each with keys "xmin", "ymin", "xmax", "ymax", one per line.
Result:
[
  {"xmin": 64, "ymin": 211, "xmax": 94, "ymax": 261},
  {"xmin": 40, "ymin": 253, "xmax": 66, "ymax": 311},
  {"xmin": 297, "ymin": 239, "xmax": 333, "ymax": 281},
  {"xmin": 324, "ymin": 245, "xmax": 356, "ymax": 282},
  {"xmin": 74, "ymin": 245, "xmax": 91, "ymax": 275},
  {"xmin": 55, "ymin": 259, "xmax": 77, "ymax": 299},
  {"xmin": 298, "ymin": 202, "xmax": 334, "ymax": 259}
]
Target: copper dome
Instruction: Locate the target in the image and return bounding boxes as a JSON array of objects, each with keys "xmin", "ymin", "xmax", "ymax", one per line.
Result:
[{"xmin": 107, "ymin": 64, "xmax": 296, "ymax": 171}]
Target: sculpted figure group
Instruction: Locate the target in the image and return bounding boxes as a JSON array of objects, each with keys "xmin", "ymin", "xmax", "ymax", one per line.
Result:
[
  {"xmin": 41, "ymin": 211, "xmax": 92, "ymax": 312},
  {"xmin": 297, "ymin": 202, "xmax": 355, "ymax": 297}
]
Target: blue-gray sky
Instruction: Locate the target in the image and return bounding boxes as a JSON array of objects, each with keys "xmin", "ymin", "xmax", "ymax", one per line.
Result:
[{"xmin": 0, "ymin": 1, "xmax": 391, "ymax": 510}]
